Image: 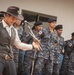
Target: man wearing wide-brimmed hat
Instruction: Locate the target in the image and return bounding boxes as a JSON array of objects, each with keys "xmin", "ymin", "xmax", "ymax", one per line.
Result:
[{"xmin": 0, "ymin": 6, "xmax": 40, "ymax": 75}]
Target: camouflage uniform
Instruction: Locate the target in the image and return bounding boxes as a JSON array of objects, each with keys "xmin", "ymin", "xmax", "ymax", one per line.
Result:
[
  {"xmin": 13, "ymin": 26, "xmax": 23, "ymax": 69},
  {"xmin": 60, "ymin": 39, "xmax": 74, "ymax": 75},
  {"xmin": 59, "ymin": 40, "xmax": 69, "ymax": 75},
  {"xmin": 42, "ymin": 28, "xmax": 63, "ymax": 75},
  {"xmin": 51, "ymin": 36, "xmax": 64, "ymax": 75},
  {"xmin": 47, "ymin": 29, "xmax": 60, "ymax": 75},
  {"xmin": 13, "ymin": 26, "xmax": 26, "ymax": 75},
  {"xmin": 59, "ymin": 36, "xmax": 64, "ymax": 67},
  {"xmin": 33, "ymin": 28, "xmax": 53, "ymax": 75},
  {"xmin": 18, "ymin": 29, "xmax": 33, "ymax": 75},
  {"xmin": 22, "ymin": 30, "xmax": 39, "ymax": 75},
  {"xmin": 66, "ymin": 39, "xmax": 74, "ymax": 75}
]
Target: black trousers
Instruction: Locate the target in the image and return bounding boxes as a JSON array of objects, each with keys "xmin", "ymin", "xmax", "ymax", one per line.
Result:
[{"xmin": 0, "ymin": 57, "xmax": 16, "ymax": 75}]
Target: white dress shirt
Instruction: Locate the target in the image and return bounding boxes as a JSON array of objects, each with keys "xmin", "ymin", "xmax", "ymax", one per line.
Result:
[{"xmin": 2, "ymin": 20, "xmax": 33, "ymax": 50}]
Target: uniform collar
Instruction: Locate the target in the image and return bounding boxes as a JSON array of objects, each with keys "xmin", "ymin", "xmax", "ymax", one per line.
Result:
[{"xmin": 46, "ymin": 27, "xmax": 56, "ymax": 33}]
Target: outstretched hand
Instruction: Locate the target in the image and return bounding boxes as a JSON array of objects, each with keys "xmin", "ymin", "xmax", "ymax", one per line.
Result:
[{"xmin": 32, "ymin": 41, "xmax": 41, "ymax": 51}]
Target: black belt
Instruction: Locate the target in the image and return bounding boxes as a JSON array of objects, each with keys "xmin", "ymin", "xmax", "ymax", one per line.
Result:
[{"xmin": 0, "ymin": 53, "xmax": 13, "ymax": 60}]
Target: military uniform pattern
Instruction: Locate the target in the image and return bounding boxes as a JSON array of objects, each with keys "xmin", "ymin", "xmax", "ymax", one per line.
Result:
[
  {"xmin": 22, "ymin": 30, "xmax": 39, "ymax": 75},
  {"xmin": 52, "ymin": 34, "xmax": 64, "ymax": 75},
  {"xmin": 60, "ymin": 39, "xmax": 74, "ymax": 75},
  {"xmin": 49, "ymin": 31, "xmax": 60, "ymax": 75},
  {"xmin": 43, "ymin": 28, "xmax": 62, "ymax": 75},
  {"xmin": 33, "ymin": 28, "xmax": 53, "ymax": 75},
  {"xmin": 54, "ymin": 36, "xmax": 64, "ymax": 66},
  {"xmin": 59, "ymin": 54, "xmax": 69, "ymax": 75},
  {"xmin": 13, "ymin": 26, "xmax": 23, "ymax": 69},
  {"xmin": 18, "ymin": 29, "xmax": 33, "ymax": 75},
  {"xmin": 67, "ymin": 40, "xmax": 74, "ymax": 75}
]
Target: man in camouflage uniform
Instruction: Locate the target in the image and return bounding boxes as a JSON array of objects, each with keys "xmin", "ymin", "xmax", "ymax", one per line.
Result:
[
  {"xmin": 14, "ymin": 19, "xmax": 33, "ymax": 75},
  {"xmin": 20, "ymin": 27, "xmax": 33, "ymax": 75},
  {"xmin": 50, "ymin": 25, "xmax": 64, "ymax": 75},
  {"xmin": 13, "ymin": 15, "xmax": 33, "ymax": 75},
  {"xmin": 44, "ymin": 18, "xmax": 60, "ymax": 75},
  {"xmin": 59, "ymin": 41, "xmax": 69, "ymax": 75},
  {"xmin": 33, "ymin": 18, "xmax": 58, "ymax": 75},
  {"xmin": 33, "ymin": 24, "xmax": 54, "ymax": 75},
  {"xmin": 13, "ymin": 15, "xmax": 24, "ymax": 69},
  {"xmin": 64, "ymin": 32, "xmax": 74, "ymax": 75},
  {"xmin": 54, "ymin": 25, "xmax": 65, "ymax": 75},
  {"xmin": 43, "ymin": 18, "xmax": 64, "ymax": 75},
  {"xmin": 60, "ymin": 32, "xmax": 74, "ymax": 75},
  {"xmin": 22, "ymin": 21, "xmax": 43, "ymax": 75},
  {"xmin": 13, "ymin": 15, "xmax": 24, "ymax": 75},
  {"xmin": 55, "ymin": 25, "xmax": 64, "ymax": 68},
  {"xmin": 67, "ymin": 32, "xmax": 74, "ymax": 75}
]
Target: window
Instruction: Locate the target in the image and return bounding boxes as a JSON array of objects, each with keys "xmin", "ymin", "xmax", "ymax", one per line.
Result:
[{"xmin": 22, "ymin": 9, "xmax": 57, "ymax": 32}]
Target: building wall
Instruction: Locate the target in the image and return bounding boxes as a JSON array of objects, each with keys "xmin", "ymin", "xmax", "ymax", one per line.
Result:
[{"xmin": 0, "ymin": 0, "xmax": 74, "ymax": 40}]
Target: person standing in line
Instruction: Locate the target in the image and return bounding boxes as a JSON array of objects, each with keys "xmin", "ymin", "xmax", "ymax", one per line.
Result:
[
  {"xmin": 13, "ymin": 15, "xmax": 24, "ymax": 74},
  {"xmin": 67, "ymin": 32, "xmax": 74, "ymax": 75},
  {"xmin": 22, "ymin": 21, "xmax": 43, "ymax": 75},
  {"xmin": 60, "ymin": 32, "xmax": 74, "ymax": 75},
  {"xmin": 43, "ymin": 17, "xmax": 59, "ymax": 75},
  {"xmin": 55, "ymin": 25, "xmax": 64, "ymax": 68}
]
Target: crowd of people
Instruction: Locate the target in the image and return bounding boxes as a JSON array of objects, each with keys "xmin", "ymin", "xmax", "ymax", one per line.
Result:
[{"xmin": 0, "ymin": 6, "xmax": 74, "ymax": 75}]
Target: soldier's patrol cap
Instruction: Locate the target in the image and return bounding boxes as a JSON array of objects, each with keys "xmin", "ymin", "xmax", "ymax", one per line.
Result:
[
  {"xmin": 32, "ymin": 21, "xmax": 42, "ymax": 29},
  {"xmin": 55, "ymin": 24, "xmax": 63, "ymax": 30},
  {"xmin": 48, "ymin": 17, "xmax": 57, "ymax": 23},
  {"xmin": 71, "ymin": 32, "xmax": 74, "ymax": 36},
  {"xmin": 34, "ymin": 21, "xmax": 42, "ymax": 26}
]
